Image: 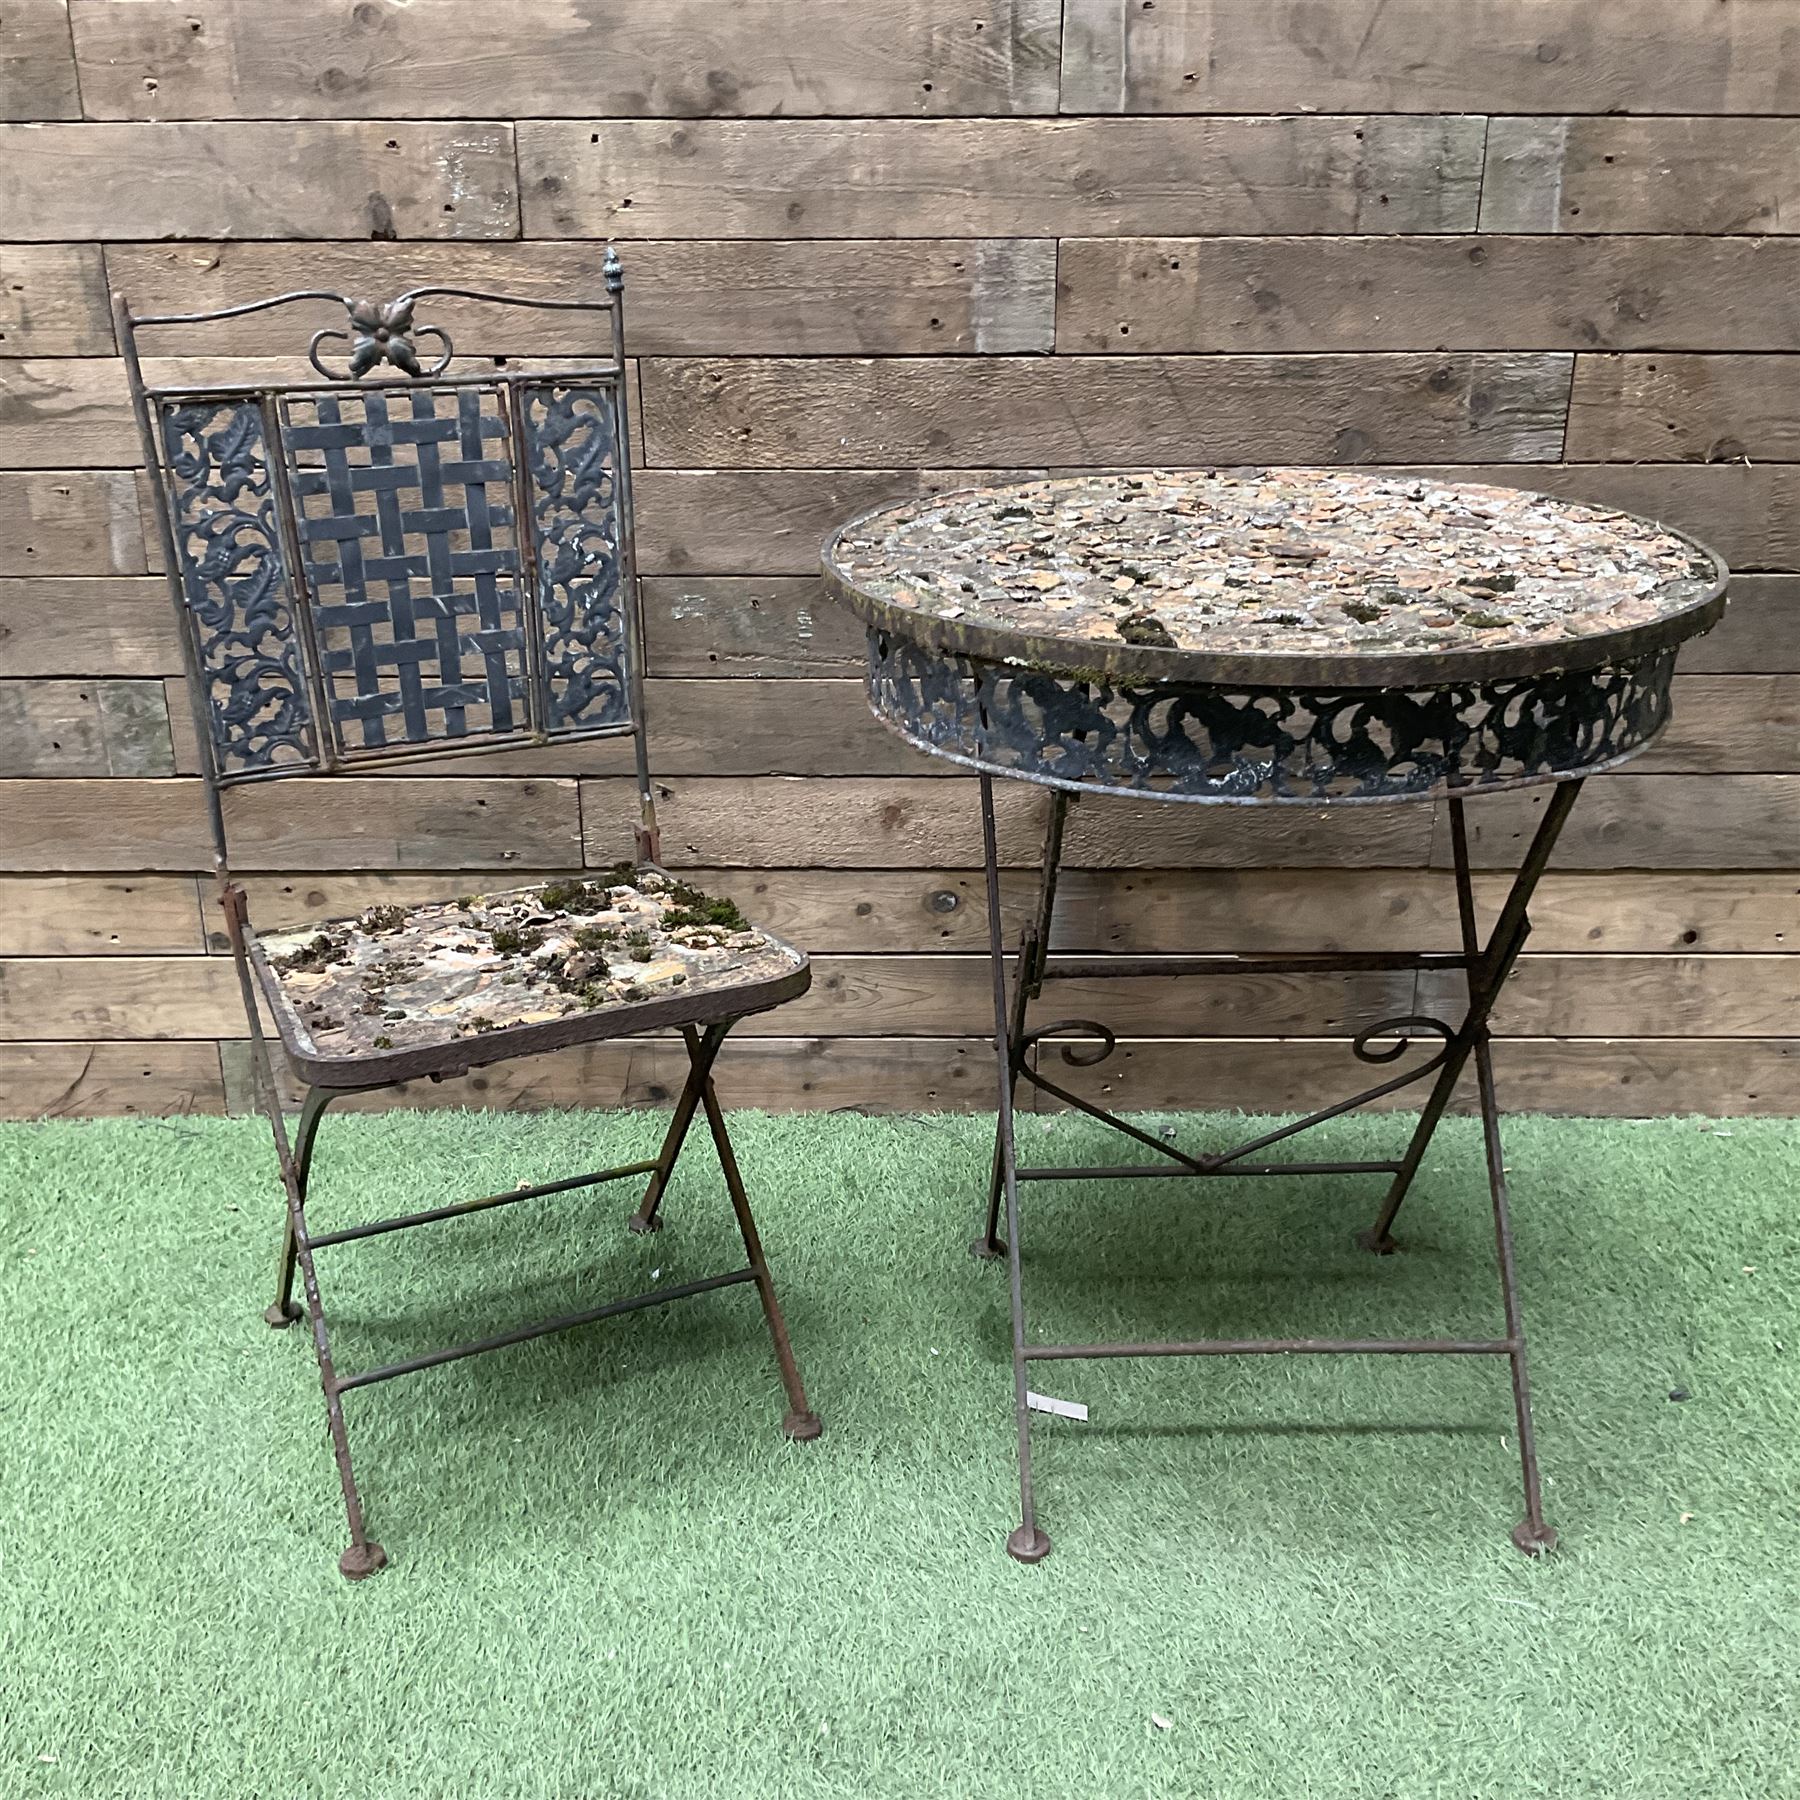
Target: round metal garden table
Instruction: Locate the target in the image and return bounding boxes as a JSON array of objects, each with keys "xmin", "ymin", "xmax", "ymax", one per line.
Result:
[{"xmin": 824, "ymin": 468, "xmax": 1727, "ymax": 1562}]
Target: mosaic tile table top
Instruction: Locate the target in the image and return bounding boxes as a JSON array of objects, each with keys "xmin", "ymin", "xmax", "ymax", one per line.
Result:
[
  {"xmin": 824, "ymin": 470, "xmax": 1726, "ymax": 685},
  {"xmin": 256, "ymin": 871, "xmax": 803, "ymax": 1070}
]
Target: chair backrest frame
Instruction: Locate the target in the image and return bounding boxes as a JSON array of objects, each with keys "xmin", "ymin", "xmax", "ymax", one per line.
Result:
[{"xmin": 117, "ymin": 250, "xmax": 659, "ymax": 879}]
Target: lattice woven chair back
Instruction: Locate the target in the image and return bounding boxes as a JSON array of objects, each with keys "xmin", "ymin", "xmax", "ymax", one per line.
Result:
[{"xmin": 118, "ymin": 252, "xmax": 657, "ymax": 863}]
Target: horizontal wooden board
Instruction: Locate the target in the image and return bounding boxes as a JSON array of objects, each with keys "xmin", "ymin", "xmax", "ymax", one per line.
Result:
[
  {"xmin": 520, "ymin": 116, "xmax": 1485, "ymax": 239},
  {"xmin": 1061, "ymin": 0, "xmax": 1800, "ymax": 116},
  {"xmin": 639, "ymin": 356, "xmax": 1573, "ymax": 468},
  {"xmin": 0, "ymin": 472, "xmax": 146, "ymax": 575},
  {"xmin": 0, "ymin": 0, "xmax": 80, "ymax": 121},
  {"xmin": 1640, "ymin": 677, "xmax": 1800, "ymax": 775},
  {"xmin": 0, "ymin": 1042, "xmax": 225, "ymax": 1118},
  {"xmin": 641, "ymin": 578, "xmax": 863, "ymax": 677},
  {"xmin": 0, "ymin": 123, "xmax": 520, "ymax": 242},
  {"xmin": 104, "ymin": 239, "xmax": 1057, "ymax": 358},
  {"xmin": 0, "ymin": 875, "xmax": 205, "ymax": 954},
  {"xmin": 221, "ymin": 1034, "xmax": 1000, "ymax": 1117},
  {"xmin": 0, "ymin": 679, "xmax": 174, "ymax": 776},
  {"xmin": 17, "ymin": 952, "xmax": 1424, "ymax": 1042},
  {"xmin": 1056, "ymin": 236, "xmax": 1800, "ymax": 354},
  {"xmin": 1441, "ymin": 777, "xmax": 1800, "ymax": 871},
  {"xmin": 0, "ymin": 778, "xmax": 582, "ymax": 871},
  {"xmin": 582, "ymin": 777, "xmax": 1432, "ymax": 869},
  {"xmin": 0, "ymin": 578, "xmax": 179, "ymax": 676},
  {"xmin": 167, "ymin": 678, "xmax": 942, "ymax": 780},
  {"xmin": 70, "ymin": 0, "xmax": 1061, "ymax": 120},
  {"xmin": 1682, "ymin": 578, "xmax": 1798, "ymax": 674},
  {"xmin": 1482, "ymin": 118, "xmax": 1800, "ymax": 235},
  {"xmin": 199, "ymin": 867, "xmax": 1800, "ymax": 958},
  {"xmin": 1047, "ymin": 1037, "xmax": 1799, "ymax": 1119},
  {"xmin": 786, "ymin": 957, "xmax": 1417, "ymax": 1038},
  {"xmin": 0, "ymin": 956, "xmax": 241, "ymax": 1039},
  {"xmin": 215, "ymin": 1032, "xmax": 1800, "ymax": 1119},
  {"xmin": 634, "ymin": 462, "xmax": 1800, "ymax": 578},
  {"xmin": 1567, "ymin": 355, "xmax": 1800, "ymax": 463},
  {"xmin": 0, "ymin": 244, "xmax": 111, "ymax": 355},
  {"xmin": 1491, "ymin": 955, "xmax": 1800, "ymax": 1040}
]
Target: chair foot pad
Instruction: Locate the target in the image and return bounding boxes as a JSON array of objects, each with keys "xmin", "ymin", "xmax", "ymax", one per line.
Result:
[
  {"xmin": 339, "ymin": 1541, "xmax": 388, "ymax": 1581},
  {"xmin": 1007, "ymin": 1525, "xmax": 1052, "ymax": 1564},
  {"xmin": 782, "ymin": 1410, "xmax": 823, "ymax": 1442},
  {"xmin": 264, "ymin": 1300, "xmax": 304, "ymax": 1328}
]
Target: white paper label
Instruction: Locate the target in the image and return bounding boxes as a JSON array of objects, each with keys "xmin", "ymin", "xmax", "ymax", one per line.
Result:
[{"xmin": 1026, "ymin": 1390, "xmax": 1089, "ymax": 1422}]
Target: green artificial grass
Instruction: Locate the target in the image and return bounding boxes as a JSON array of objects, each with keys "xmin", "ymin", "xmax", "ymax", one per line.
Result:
[{"xmin": 2, "ymin": 1105, "xmax": 1796, "ymax": 1798}]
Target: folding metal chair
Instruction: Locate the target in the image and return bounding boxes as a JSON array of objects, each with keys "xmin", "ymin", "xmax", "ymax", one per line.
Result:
[{"xmin": 119, "ymin": 253, "xmax": 821, "ymax": 1579}]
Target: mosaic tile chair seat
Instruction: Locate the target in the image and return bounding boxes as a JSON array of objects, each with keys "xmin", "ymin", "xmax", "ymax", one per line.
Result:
[{"xmin": 120, "ymin": 256, "xmax": 820, "ymax": 1580}]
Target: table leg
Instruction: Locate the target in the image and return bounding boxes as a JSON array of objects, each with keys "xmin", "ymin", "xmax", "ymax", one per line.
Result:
[
  {"xmin": 980, "ymin": 774, "xmax": 1051, "ymax": 1563},
  {"xmin": 975, "ymin": 789, "xmax": 1069, "ymax": 1261},
  {"xmin": 1360, "ymin": 779, "xmax": 1582, "ymax": 1254}
]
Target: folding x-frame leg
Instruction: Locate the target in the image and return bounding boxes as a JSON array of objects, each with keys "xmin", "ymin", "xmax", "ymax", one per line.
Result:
[
  {"xmin": 228, "ymin": 930, "xmax": 820, "ymax": 1576},
  {"xmin": 976, "ymin": 773, "xmax": 1581, "ymax": 1562}
]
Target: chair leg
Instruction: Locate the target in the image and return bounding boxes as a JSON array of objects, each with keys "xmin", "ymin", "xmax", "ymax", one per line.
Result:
[
  {"xmin": 682, "ymin": 1024, "xmax": 821, "ymax": 1441},
  {"xmin": 266, "ymin": 1085, "xmax": 333, "ymax": 1327},
  {"xmin": 628, "ymin": 1031, "xmax": 715, "ymax": 1234},
  {"xmin": 225, "ymin": 921, "xmax": 385, "ymax": 1579}
]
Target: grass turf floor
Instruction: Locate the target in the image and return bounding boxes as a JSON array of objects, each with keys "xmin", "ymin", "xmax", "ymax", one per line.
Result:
[{"xmin": 2, "ymin": 1106, "xmax": 1796, "ymax": 1798}]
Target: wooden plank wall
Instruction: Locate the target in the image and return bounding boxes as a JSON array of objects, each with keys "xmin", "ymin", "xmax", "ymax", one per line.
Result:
[{"xmin": 1, "ymin": 0, "xmax": 1795, "ymax": 1120}]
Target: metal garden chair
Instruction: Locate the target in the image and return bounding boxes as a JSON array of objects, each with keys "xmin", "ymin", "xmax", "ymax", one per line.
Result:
[{"xmin": 118, "ymin": 253, "xmax": 821, "ymax": 1579}]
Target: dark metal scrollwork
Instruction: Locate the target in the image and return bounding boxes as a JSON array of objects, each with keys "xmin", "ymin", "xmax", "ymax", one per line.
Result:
[
  {"xmin": 523, "ymin": 383, "xmax": 631, "ymax": 732},
  {"xmin": 308, "ymin": 296, "xmax": 454, "ymax": 381},
  {"xmin": 868, "ymin": 633, "xmax": 1675, "ymax": 801},
  {"xmin": 1352, "ymin": 1013, "xmax": 1457, "ymax": 1067},
  {"xmin": 1020, "ymin": 1019, "xmax": 1118, "ymax": 1068},
  {"xmin": 159, "ymin": 399, "xmax": 318, "ymax": 776}
]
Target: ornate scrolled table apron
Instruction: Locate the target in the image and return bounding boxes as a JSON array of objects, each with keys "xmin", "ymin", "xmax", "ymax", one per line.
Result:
[{"xmin": 824, "ymin": 469, "xmax": 1727, "ymax": 1562}]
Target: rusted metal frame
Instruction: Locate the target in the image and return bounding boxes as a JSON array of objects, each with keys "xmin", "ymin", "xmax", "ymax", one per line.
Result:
[
  {"xmin": 260, "ymin": 391, "xmax": 339, "ymax": 773},
  {"xmin": 135, "ymin": 364, "xmax": 622, "ymax": 405},
  {"xmin": 689, "ymin": 1023, "xmax": 821, "ymax": 1437},
  {"xmin": 606, "ymin": 250, "xmax": 660, "ymax": 866},
  {"xmin": 976, "ymin": 790, "xmax": 1070, "ymax": 1258},
  {"xmin": 210, "ymin": 718, "xmax": 639, "ymax": 790},
  {"xmin": 629, "ymin": 1019, "xmax": 730, "ymax": 1235},
  {"xmin": 128, "ymin": 284, "xmax": 619, "ymax": 331},
  {"xmin": 1016, "ymin": 1018, "xmax": 1456, "ymax": 1177},
  {"xmin": 306, "ymin": 1158, "xmax": 663, "ymax": 1250},
  {"xmin": 1041, "ymin": 952, "xmax": 1469, "ymax": 979},
  {"xmin": 981, "ymin": 776, "xmax": 1051, "ymax": 1563},
  {"xmin": 1027, "ymin": 1338, "xmax": 1515, "ymax": 1360},
  {"xmin": 1444, "ymin": 798, "xmax": 1559, "ymax": 1553},
  {"xmin": 333, "ymin": 1269, "xmax": 760, "ymax": 1395},
  {"xmin": 1016, "ymin": 1161, "xmax": 1404, "ymax": 1181},
  {"xmin": 115, "ymin": 291, "xmax": 234, "ymax": 880},
  {"xmin": 979, "ymin": 775, "xmax": 1584, "ymax": 1559},
  {"xmin": 267, "ymin": 1083, "xmax": 332, "ymax": 1326},
  {"xmin": 1359, "ymin": 779, "xmax": 1583, "ymax": 1253},
  {"xmin": 503, "ymin": 377, "xmax": 551, "ymax": 740},
  {"xmin": 219, "ymin": 884, "xmax": 385, "ymax": 1578}
]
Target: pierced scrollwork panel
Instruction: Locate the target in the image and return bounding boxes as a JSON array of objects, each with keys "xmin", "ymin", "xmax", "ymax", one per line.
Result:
[
  {"xmin": 868, "ymin": 632, "xmax": 1676, "ymax": 801},
  {"xmin": 280, "ymin": 383, "xmax": 531, "ymax": 755},
  {"xmin": 157, "ymin": 398, "xmax": 320, "ymax": 780},
  {"xmin": 521, "ymin": 380, "xmax": 631, "ymax": 735}
]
